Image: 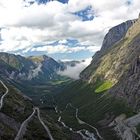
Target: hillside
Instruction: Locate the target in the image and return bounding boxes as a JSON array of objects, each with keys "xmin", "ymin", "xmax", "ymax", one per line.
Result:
[
  {"xmin": 80, "ymin": 19, "xmax": 136, "ymax": 83},
  {"xmin": 80, "ymin": 16, "xmax": 140, "ymax": 110},
  {"xmin": 0, "ymin": 78, "xmax": 74, "ymax": 140}
]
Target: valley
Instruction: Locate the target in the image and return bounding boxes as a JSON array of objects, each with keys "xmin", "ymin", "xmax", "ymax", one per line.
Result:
[{"xmin": 1, "ymin": 13, "xmax": 140, "ymax": 140}]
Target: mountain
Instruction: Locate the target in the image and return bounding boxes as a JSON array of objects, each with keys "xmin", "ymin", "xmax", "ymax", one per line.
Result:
[
  {"xmin": 28, "ymin": 55, "xmax": 61, "ymax": 80},
  {"xmin": 101, "ymin": 20, "xmax": 135, "ymax": 51},
  {"xmin": 80, "ymin": 16, "xmax": 140, "ymax": 111},
  {"xmin": 80, "ymin": 19, "xmax": 136, "ymax": 82},
  {"xmin": 0, "ymin": 53, "xmax": 61, "ymax": 81}
]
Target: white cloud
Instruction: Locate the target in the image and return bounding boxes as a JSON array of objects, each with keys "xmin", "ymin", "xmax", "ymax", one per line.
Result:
[
  {"xmin": 58, "ymin": 40, "xmax": 68, "ymax": 44},
  {"xmin": 31, "ymin": 45, "xmax": 100, "ymax": 54},
  {"xmin": 0, "ymin": 0, "xmax": 140, "ymax": 56},
  {"xmin": 31, "ymin": 45, "xmax": 69, "ymax": 54},
  {"xmin": 57, "ymin": 58, "xmax": 92, "ymax": 79}
]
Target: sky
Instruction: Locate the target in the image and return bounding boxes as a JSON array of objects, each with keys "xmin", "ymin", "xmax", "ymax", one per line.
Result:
[{"xmin": 0, "ymin": 0, "xmax": 140, "ymax": 60}]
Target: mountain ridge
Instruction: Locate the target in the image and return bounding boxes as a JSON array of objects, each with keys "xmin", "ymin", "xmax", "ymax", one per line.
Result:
[{"xmin": 0, "ymin": 52, "xmax": 61, "ymax": 81}]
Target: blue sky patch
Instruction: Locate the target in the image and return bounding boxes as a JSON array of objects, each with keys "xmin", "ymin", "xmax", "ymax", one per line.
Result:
[
  {"xmin": 21, "ymin": 49, "xmax": 94, "ymax": 60},
  {"xmin": 126, "ymin": 0, "xmax": 133, "ymax": 5},
  {"xmin": 73, "ymin": 6, "xmax": 94, "ymax": 21},
  {"xmin": 35, "ymin": 0, "xmax": 68, "ymax": 4}
]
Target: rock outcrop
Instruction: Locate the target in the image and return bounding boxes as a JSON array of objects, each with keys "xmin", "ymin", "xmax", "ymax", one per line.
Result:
[{"xmin": 101, "ymin": 20, "xmax": 135, "ymax": 51}]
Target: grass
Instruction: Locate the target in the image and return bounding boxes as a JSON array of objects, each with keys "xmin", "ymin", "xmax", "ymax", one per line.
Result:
[
  {"xmin": 1, "ymin": 84, "xmax": 33, "ymax": 123},
  {"xmin": 95, "ymin": 81, "xmax": 113, "ymax": 93},
  {"xmin": 23, "ymin": 115, "xmax": 50, "ymax": 140},
  {"xmin": 0, "ymin": 122, "xmax": 16, "ymax": 139},
  {"xmin": 53, "ymin": 80, "xmax": 134, "ymax": 140}
]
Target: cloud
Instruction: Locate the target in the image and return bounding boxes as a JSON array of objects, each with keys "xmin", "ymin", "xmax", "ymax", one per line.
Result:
[
  {"xmin": 0, "ymin": 0, "xmax": 140, "ymax": 57},
  {"xmin": 57, "ymin": 58, "xmax": 92, "ymax": 79},
  {"xmin": 30, "ymin": 45, "xmax": 100, "ymax": 54},
  {"xmin": 58, "ymin": 39, "xmax": 68, "ymax": 44}
]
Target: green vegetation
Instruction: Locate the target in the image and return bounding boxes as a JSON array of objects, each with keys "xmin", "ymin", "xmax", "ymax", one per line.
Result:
[
  {"xmin": 24, "ymin": 115, "xmax": 50, "ymax": 140},
  {"xmin": 0, "ymin": 79, "xmax": 72, "ymax": 140},
  {"xmin": 136, "ymin": 124, "xmax": 140, "ymax": 134},
  {"xmin": 40, "ymin": 110, "xmax": 71, "ymax": 140},
  {"xmin": 1, "ymin": 84, "xmax": 33, "ymax": 123},
  {"xmin": 95, "ymin": 81, "xmax": 113, "ymax": 93},
  {"xmin": 11, "ymin": 76, "xmax": 72, "ymax": 107},
  {"xmin": 0, "ymin": 122, "xmax": 16, "ymax": 140},
  {"xmin": 53, "ymin": 80, "xmax": 134, "ymax": 140}
]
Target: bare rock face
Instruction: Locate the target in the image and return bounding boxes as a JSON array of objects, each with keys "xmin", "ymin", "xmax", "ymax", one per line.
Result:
[{"xmin": 101, "ymin": 20, "xmax": 135, "ymax": 51}]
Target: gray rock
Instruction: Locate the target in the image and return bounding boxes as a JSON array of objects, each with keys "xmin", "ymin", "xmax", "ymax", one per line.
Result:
[{"xmin": 101, "ymin": 20, "xmax": 135, "ymax": 51}]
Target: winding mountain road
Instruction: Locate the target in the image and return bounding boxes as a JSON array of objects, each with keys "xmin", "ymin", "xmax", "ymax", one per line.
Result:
[
  {"xmin": 73, "ymin": 105, "xmax": 103, "ymax": 140},
  {"xmin": 0, "ymin": 80, "xmax": 54, "ymax": 140},
  {"xmin": 0, "ymin": 80, "xmax": 9, "ymax": 110},
  {"xmin": 15, "ymin": 108, "xmax": 36, "ymax": 140},
  {"xmin": 36, "ymin": 107, "xmax": 54, "ymax": 140},
  {"xmin": 64, "ymin": 103, "xmax": 103, "ymax": 140},
  {"xmin": 54, "ymin": 103, "xmax": 103, "ymax": 140},
  {"xmin": 15, "ymin": 107, "xmax": 54, "ymax": 140},
  {"xmin": 51, "ymin": 95, "xmax": 102, "ymax": 140}
]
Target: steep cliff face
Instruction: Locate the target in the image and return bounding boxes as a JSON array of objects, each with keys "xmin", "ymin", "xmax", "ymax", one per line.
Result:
[
  {"xmin": 80, "ymin": 19, "xmax": 136, "ymax": 82},
  {"xmin": 80, "ymin": 16, "xmax": 140, "ymax": 110},
  {"xmin": 101, "ymin": 20, "xmax": 135, "ymax": 51}
]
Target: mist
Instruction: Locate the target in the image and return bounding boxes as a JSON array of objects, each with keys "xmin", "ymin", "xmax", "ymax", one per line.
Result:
[{"xmin": 57, "ymin": 58, "xmax": 92, "ymax": 80}]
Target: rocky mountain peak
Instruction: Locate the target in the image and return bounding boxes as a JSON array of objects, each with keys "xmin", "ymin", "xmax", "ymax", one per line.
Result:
[{"xmin": 101, "ymin": 20, "xmax": 135, "ymax": 52}]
